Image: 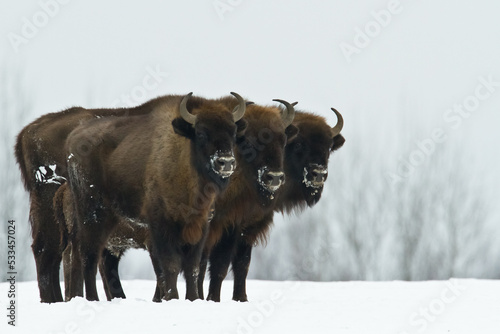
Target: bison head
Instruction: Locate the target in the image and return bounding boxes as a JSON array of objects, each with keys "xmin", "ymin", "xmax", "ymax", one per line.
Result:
[
  {"xmin": 172, "ymin": 92, "xmax": 248, "ymax": 189},
  {"xmin": 285, "ymin": 108, "xmax": 345, "ymax": 207},
  {"xmin": 237, "ymin": 100, "xmax": 298, "ymax": 203}
]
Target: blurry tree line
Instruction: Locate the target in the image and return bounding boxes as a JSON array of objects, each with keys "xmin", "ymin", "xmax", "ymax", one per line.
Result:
[
  {"xmin": 1, "ymin": 68, "xmax": 35, "ymax": 281},
  {"xmin": 251, "ymin": 131, "xmax": 500, "ymax": 281}
]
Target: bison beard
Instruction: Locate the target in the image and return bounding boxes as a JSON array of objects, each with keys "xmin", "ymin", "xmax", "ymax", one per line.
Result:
[
  {"xmin": 199, "ymin": 100, "xmax": 300, "ymax": 302},
  {"xmin": 62, "ymin": 92, "xmax": 246, "ymax": 301},
  {"xmin": 49, "ymin": 99, "xmax": 344, "ymax": 303},
  {"xmin": 202, "ymin": 108, "xmax": 345, "ymax": 302},
  {"xmin": 89, "ymin": 104, "xmax": 345, "ymax": 303},
  {"xmin": 277, "ymin": 109, "xmax": 345, "ymax": 212},
  {"xmin": 94, "ymin": 99, "xmax": 298, "ymax": 302}
]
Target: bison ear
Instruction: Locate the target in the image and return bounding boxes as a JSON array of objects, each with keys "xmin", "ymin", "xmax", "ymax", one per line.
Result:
[
  {"xmin": 331, "ymin": 134, "xmax": 345, "ymax": 152},
  {"xmin": 172, "ymin": 118, "xmax": 195, "ymax": 139},
  {"xmin": 285, "ymin": 124, "xmax": 299, "ymax": 143},
  {"xmin": 236, "ymin": 119, "xmax": 248, "ymax": 137}
]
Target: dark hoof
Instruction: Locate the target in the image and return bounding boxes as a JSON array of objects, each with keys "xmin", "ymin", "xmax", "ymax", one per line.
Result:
[
  {"xmin": 185, "ymin": 291, "xmax": 200, "ymax": 301},
  {"xmin": 206, "ymin": 294, "xmax": 221, "ymax": 302},
  {"xmin": 233, "ymin": 296, "xmax": 248, "ymax": 302},
  {"xmin": 163, "ymin": 289, "xmax": 179, "ymax": 301},
  {"xmin": 110, "ymin": 294, "xmax": 126, "ymax": 300}
]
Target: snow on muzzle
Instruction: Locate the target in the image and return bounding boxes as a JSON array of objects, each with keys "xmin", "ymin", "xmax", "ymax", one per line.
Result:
[
  {"xmin": 303, "ymin": 164, "xmax": 327, "ymax": 188},
  {"xmin": 258, "ymin": 166, "xmax": 285, "ymax": 193},
  {"xmin": 210, "ymin": 151, "xmax": 236, "ymax": 178}
]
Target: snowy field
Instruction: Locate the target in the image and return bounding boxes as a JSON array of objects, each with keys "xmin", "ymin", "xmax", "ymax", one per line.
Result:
[{"xmin": 1, "ymin": 279, "xmax": 500, "ymax": 333}]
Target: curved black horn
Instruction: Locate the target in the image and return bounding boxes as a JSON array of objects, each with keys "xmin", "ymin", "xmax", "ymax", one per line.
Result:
[
  {"xmin": 179, "ymin": 92, "xmax": 196, "ymax": 125},
  {"xmin": 273, "ymin": 99, "xmax": 297, "ymax": 127},
  {"xmin": 230, "ymin": 92, "xmax": 246, "ymax": 122},
  {"xmin": 330, "ymin": 107, "xmax": 344, "ymax": 136}
]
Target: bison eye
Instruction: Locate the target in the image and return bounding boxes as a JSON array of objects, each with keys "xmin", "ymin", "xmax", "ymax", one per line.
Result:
[
  {"xmin": 293, "ymin": 142, "xmax": 303, "ymax": 152},
  {"xmin": 196, "ymin": 131, "xmax": 208, "ymax": 142}
]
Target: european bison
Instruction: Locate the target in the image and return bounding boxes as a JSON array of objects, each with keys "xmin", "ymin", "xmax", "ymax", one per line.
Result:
[
  {"xmin": 15, "ymin": 104, "xmax": 152, "ymax": 303},
  {"xmin": 277, "ymin": 108, "xmax": 345, "ymax": 210},
  {"xmin": 64, "ymin": 93, "xmax": 247, "ymax": 301},
  {"xmin": 61, "ymin": 98, "xmax": 298, "ymax": 302},
  {"xmin": 197, "ymin": 99, "xmax": 299, "ymax": 302},
  {"xmin": 203, "ymin": 108, "xmax": 345, "ymax": 302}
]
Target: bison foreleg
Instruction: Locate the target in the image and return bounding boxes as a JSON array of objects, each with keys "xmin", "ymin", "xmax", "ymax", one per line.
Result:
[
  {"xmin": 231, "ymin": 239, "xmax": 253, "ymax": 302},
  {"xmin": 149, "ymin": 252, "xmax": 164, "ymax": 302},
  {"xmin": 182, "ymin": 253, "xmax": 200, "ymax": 301},
  {"xmin": 198, "ymin": 249, "xmax": 210, "ymax": 300},
  {"xmin": 150, "ymin": 224, "xmax": 182, "ymax": 301},
  {"xmin": 207, "ymin": 228, "xmax": 238, "ymax": 302},
  {"xmin": 182, "ymin": 223, "xmax": 209, "ymax": 301},
  {"xmin": 158, "ymin": 258, "xmax": 181, "ymax": 301}
]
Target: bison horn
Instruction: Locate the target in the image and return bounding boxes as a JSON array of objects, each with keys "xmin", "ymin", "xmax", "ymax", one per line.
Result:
[
  {"xmin": 330, "ymin": 107, "xmax": 344, "ymax": 136},
  {"xmin": 230, "ymin": 92, "xmax": 246, "ymax": 122},
  {"xmin": 179, "ymin": 92, "xmax": 197, "ymax": 125},
  {"xmin": 273, "ymin": 99, "xmax": 297, "ymax": 127}
]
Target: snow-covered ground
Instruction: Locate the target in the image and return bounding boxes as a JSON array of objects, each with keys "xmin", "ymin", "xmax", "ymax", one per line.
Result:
[{"xmin": 1, "ymin": 279, "xmax": 499, "ymax": 333}]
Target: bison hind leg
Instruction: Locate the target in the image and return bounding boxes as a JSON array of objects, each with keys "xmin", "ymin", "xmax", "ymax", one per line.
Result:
[{"xmin": 99, "ymin": 248, "xmax": 126, "ymax": 301}]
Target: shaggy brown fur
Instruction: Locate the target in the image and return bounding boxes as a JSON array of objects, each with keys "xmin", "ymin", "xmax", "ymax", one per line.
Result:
[
  {"xmin": 87, "ymin": 100, "xmax": 298, "ymax": 301},
  {"xmin": 54, "ymin": 183, "xmax": 149, "ymax": 301},
  {"xmin": 203, "ymin": 109, "xmax": 345, "ymax": 302},
  {"xmin": 53, "ymin": 184, "xmax": 84, "ymax": 301},
  {"xmin": 14, "ymin": 105, "xmax": 152, "ymax": 303},
  {"xmin": 198, "ymin": 100, "xmax": 299, "ymax": 302},
  {"xmin": 96, "ymin": 107, "xmax": 345, "ymax": 303},
  {"xmin": 277, "ymin": 111, "xmax": 345, "ymax": 212},
  {"xmin": 64, "ymin": 94, "xmax": 246, "ymax": 301}
]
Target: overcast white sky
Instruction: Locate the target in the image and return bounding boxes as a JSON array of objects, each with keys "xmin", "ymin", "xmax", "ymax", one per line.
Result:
[
  {"xmin": 1, "ymin": 0, "xmax": 499, "ymax": 278},
  {"xmin": 1, "ymin": 1, "xmax": 499, "ymax": 115}
]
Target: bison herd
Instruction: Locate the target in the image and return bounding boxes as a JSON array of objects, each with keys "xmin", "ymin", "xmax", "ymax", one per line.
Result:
[{"xmin": 14, "ymin": 92, "xmax": 345, "ymax": 303}]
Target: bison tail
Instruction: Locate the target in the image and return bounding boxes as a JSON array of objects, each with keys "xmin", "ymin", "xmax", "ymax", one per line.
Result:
[
  {"xmin": 14, "ymin": 128, "xmax": 32, "ymax": 191},
  {"xmin": 53, "ymin": 184, "xmax": 69, "ymax": 253}
]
